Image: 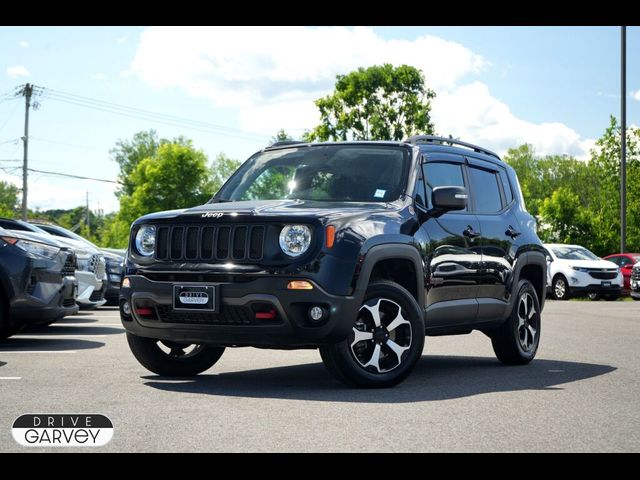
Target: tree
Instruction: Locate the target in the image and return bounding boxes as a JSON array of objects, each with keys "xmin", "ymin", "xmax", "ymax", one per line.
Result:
[
  {"xmin": 0, "ymin": 181, "xmax": 19, "ymax": 217},
  {"xmin": 110, "ymin": 130, "xmax": 190, "ymax": 196},
  {"xmin": 118, "ymin": 141, "xmax": 213, "ymax": 227},
  {"xmin": 306, "ymin": 64, "xmax": 435, "ymax": 142},
  {"xmin": 270, "ymin": 129, "xmax": 293, "ymax": 144},
  {"xmin": 210, "ymin": 152, "xmax": 241, "ymax": 195}
]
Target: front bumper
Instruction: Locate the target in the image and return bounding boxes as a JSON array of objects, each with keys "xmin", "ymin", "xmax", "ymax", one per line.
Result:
[
  {"xmin": 75, "ymin": 271, "xmax": 106, "ymax": 306},
  {"xmin": 569, "ymin": 285, "xmax": 623, "ymax": 296},
  {"xmin": 10, "ymin": 275, "xmax": 79, "ymax": 325},
  {"xmin": 631, "ymin": 278, "xmax": 640, "ymax": 298},
  {"xmin": 120, "ymin": 275, "xmax": 360, "ymax": 348}
]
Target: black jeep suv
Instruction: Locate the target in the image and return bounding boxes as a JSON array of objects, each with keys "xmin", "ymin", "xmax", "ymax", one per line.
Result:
[{"xmin": 121, "ymin": 136, "xmax": 547, "ymax": 387}]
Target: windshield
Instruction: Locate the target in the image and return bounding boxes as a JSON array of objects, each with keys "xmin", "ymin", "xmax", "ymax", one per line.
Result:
[
  {"xmin": 551, "ymin": 246, "xmax": 600, "ymax": 261},
  {"xmin": 215, "ymin": 145, "xmax": 410, "ymax": 203}
]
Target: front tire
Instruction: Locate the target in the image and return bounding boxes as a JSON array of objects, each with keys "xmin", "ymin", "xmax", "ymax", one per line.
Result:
[
  {"xmin": 552, "ymin": 275, "xmax": 570, "ymax": 300},
  {"xmin": 126, "ymin": 333, "xmax": 225, "ymax": 376},
  {"xmin": 319, "ymin": 281, "xmax": 425, "ymax": 388},
  {"xmin": 491, "ymin": 280, "xmax": 541, "ymax": 365}
]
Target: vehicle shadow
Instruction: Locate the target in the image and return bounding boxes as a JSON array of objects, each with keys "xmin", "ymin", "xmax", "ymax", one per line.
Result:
[
  {"xmin": 23, "ymin": 325, "xmax": 123, "ymax": 335},
  {"xmin": 0, "ymin": 338, "xmax": 105, "ymax": 352},
  {"xmin": 143, "ymin": 355, "xmax": 616, "ymax": 403}
]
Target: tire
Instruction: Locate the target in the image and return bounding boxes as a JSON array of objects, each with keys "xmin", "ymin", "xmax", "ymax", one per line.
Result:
[
  {"xmin": 126, "ymin": 332, "xmax": 225, "ymax": 376},
  {"xmin": 633, "ymin": 296, "xmax": 640, "ymax": 301},
  {"xmin": 552, "ymin": 274, "xmax": 570, "ymax": 300},
  {"xmin": 491, "ymin": 280, "xmax": 541, "ymax": 365},
  {"xmin": 0, "ymin": 295, "xmax": 20, "ymax": 340},
  {"xmin": 604, "ymin": 295, "xmax": 620, "ymax": 301},
  {"xmin": 319, "ymin": 281, "xmax": 425, "ymax": 388},
  {"xmin": 588, "ymin": 293, "xmax": 601, "ymax": 301}
]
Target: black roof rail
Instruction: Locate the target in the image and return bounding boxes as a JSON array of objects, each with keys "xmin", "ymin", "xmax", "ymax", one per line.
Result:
[
  {"xmin": 266, "ymin": 140, "xmax": 305, "ymax": 148},
  {"xmin": 403, "ymin": 135, "xmax": 500, "ymax": 160}
]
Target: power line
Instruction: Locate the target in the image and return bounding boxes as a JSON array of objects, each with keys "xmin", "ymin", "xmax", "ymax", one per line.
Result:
[
  {"xmin": 26, "ymin": 167, "xmax": 121, "ymax": 184},
  {"xmin": 41, "ymin": 88, "xmax": 269, "ymax": 143}
]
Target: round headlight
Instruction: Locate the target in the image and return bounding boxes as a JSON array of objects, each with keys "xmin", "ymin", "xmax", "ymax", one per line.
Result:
[
  {"xmin": 279, "ymin": 225, "xmax": 312, "ymax": 257},
  {"xmin": 135, "ymin": 226, "xmax": 156, "ymax": 257}
]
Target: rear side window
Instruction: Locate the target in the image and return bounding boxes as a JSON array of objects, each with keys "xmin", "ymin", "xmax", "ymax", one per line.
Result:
[
  {"xmin": 423, "ymin": 162, "xmax": 466, "ymax": 211},
  {"xmin": 468, "ymin": 166, "xmax": 503, "ymax": 214},
  {"xmin": 499, "ymin": 169, "xmax": 513, "ymax": 204}
]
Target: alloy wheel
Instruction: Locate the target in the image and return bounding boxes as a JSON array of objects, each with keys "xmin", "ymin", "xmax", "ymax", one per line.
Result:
[
  {"xmin": 517, "ymin": 292, "xmax": 538, "ymax": 352},
  {"xmin": 349, "ymin": 297, "xmax": 412, "ymax": 373}
]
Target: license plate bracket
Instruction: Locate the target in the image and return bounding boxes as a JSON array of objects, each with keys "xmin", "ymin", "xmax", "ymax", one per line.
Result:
[
  {"xmin": 601, "ymin": 281, "xmax": 611, "ymax": 287},
  {"xmin": 173, "ymin": 285, "xmax": 216, "ymax": 311}
]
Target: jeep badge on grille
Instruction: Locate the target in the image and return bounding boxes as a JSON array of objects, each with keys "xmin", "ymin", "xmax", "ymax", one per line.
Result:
[{"xmin": 202, "ymin": 212, "xmax": 224, "ymax": 218}]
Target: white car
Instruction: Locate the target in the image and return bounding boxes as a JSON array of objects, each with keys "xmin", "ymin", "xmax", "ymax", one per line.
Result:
[{"xmin": 545, "ymin": 243, "xmax": 623, "ymax": 300}]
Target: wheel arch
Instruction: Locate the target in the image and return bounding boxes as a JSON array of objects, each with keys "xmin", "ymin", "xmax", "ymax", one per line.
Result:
[
  {"xmin": 353, "ymin": 244, "xmax": 424, "ymax": 308},
  {"xmin": 512, "ymin": 251, "xmax": 547, "ymax": 311}
]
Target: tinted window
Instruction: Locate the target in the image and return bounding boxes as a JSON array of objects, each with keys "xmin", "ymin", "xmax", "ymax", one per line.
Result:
[
  {"xmin": 619, "ymin": 256, "xmax": 633, "ymax": 267},
  {"xmin": 423, "ymin": 162, "xmax": 466, "ymax": 210},
  {"xmin": 499, "ymin": 169, "xmax": 513, "ymax": 204},
  {"xmin": 607, "ymin": 256, "xmax": 621, "ymax": 266},
  {"xmin": 0, "ymin": 220, "xmax": 29, "ymax": 231},
  {"xmin": 468, "ymin": 166, "xmax": 503, "ymax": 214}
]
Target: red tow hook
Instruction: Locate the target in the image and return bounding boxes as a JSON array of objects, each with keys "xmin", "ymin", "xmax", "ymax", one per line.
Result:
[
  {"xmin": 135, "ymin": 307, "xmax": 154, "ymax": 316},
  {"xmin": 255, "ymin": 309, "xmax": 277, "ymax": 320}
]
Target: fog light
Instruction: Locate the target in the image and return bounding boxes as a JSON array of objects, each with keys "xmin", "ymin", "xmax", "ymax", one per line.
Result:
[
  {"xmin": 122, "ymin": 277, "xmax": 130, "ymax": 288},
  {"xmin": 287, "ymin": 280, "xmax": 313, "ymax": 290},
  {"xmin": 122, "ymin": 301, "xmax": 131, "ymax": 316},
  {"xmin": 570, "ymin": 277, "xmax": 579, "ymax": 284},
  {"xmin": 308, "ymin": 305, "xmax": 326, "ymax": 323}
]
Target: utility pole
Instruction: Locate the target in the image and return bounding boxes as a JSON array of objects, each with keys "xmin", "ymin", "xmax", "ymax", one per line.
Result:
[
  {"xmin": 20, "ymin": 83, "xmax": 33, "ymax": 221},
  {"xmin": 86, "ymin": 190, "xmax": 90, "ymax": 232},
  {"xmin": 621, "ymin": 26, "xmax": 627, "ymax": 253}
]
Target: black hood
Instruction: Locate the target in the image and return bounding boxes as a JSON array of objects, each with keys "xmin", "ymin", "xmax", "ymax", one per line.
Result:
[{"xmin": 134, "ymin": 199, "xmax": 403, "ymax": 225}]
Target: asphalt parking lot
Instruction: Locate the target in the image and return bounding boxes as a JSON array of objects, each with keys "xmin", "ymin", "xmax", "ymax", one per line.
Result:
[{"xmin": 1, "ymin": 300, "xmax": 639, "ymax": 452}]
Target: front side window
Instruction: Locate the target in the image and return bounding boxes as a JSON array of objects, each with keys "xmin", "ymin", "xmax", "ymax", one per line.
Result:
[
  {"xmin": 423, "ymin": 162, "xmax": 466, "ymax": 210},
  {"xmin": 216, "ymin": 145, "xmax": 410, "ymax": 203}
]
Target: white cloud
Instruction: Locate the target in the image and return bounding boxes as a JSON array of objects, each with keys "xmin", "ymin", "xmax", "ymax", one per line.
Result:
[
  {"xmin": 116, "ymin": 35, "xmax": 128, "ymax": 44},
  {"xmin": 7, "ymin": 65, "xmax": 30, "ymax": 78},
  {"xmin": 18, "ymin": 41, "xmax": 29, "ymax": 49},
  {"xmin": 131, "ymin": 26, "xmax": 593, "ymax": 157},
  {"xmin": 90, "ymin": 72, "xmax": 107, "ymax": 81},
  {"xmin": 120, "ymin": 69, "xmax": 131, "ymax": 78},
  {"xmin": 632, "ymin": 90, "xmax": 640, "ymax": 101}
]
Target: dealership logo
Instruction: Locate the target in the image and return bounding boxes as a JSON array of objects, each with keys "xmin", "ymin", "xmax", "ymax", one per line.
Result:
[
  {"xmin": 12, "ymin": 414, "xmax": 113, "ymax": 447},
  {"xmin": 202, "ymin": 212, "xmax": 224, "ymax": 219},
  {"xmin": 179, "ymin": 291, "xmax": 209, "ymax": 305}
]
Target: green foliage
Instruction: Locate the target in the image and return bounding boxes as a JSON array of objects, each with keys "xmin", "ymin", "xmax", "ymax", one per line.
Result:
[
  {"xmin": 210, "ymin": 152, "xmax": 241, "ymax": 196},
  {"xmin": 505, "ymin": 116, "xmax": 640, "ymax": 255},
  {"xmin": 0, "ymin": 181, "xmax": 19, "ymax": 217},
  {"xmin": 306, "ymin": 64, "xmax": 435, "ymax": 142},
  {"xmin": 117, "ymin": 141, "xmax": 212, "ymax": 227},
  {"xmin": 270, "ymin": 129, "xmax": 293, "ymax": 144}
]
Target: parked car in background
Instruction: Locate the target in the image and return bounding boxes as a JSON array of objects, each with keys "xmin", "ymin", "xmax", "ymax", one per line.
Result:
[
  {"xmin": 631, "ymin": 261, "xmax": 640, "ymax": 301},
  {"xmin": 31, "ymin": 223, "xmax": 109, "ymax": 309},
  {"xmin": 0, "ymin": 219, "xmax": 107, "ymax": 309},
  {"xmin": 101, "ymin": 249, "xmax": 124, "ymax": 305},
  {"xmin": 0, "ymin": 226, "xmax": 78, "ymax": 339},
  {"xmin": 545, "ymin": 243, "xmax": 623, "ymax": 301},
  {"xmin": 602, "ymin": 253, "xmax": 640, "ymax": 294}
]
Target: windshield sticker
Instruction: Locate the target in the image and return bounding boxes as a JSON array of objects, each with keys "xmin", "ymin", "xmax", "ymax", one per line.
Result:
[{"xmin": 374, "ymin": 189, "xmax": 386, "ymax": 199}]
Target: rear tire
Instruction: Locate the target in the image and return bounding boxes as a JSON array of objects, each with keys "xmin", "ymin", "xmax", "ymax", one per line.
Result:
[
  {"xmin": 491, "ymin": 280, "xmax": 541, "ymax": 365},
  {"xmin": 126, "ymin": 333, "xmax": 225, "ymax": 376},
  {"xmin": 552, "ymin": 275, "xmax": 570, "ymax": 300},
  {"xmin": 319, "ymin": 281, "xmax": 424, "ymax": 388}
]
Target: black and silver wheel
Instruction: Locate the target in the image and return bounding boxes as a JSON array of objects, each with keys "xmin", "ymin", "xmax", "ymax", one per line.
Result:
[
  {"xmin": 319, "ymin": 281, "xmax": 424, "ymax": 388},
  {"xmin": 491, "ymin": 280, "xmax": 541, "ymax": 365},
  {"xmin": 552, "ymin": 275, "xmax": 570, "ymax": 300},
  {"xmin": 126, "ymin": 333, "xmax": 225, "ymax": 376}
]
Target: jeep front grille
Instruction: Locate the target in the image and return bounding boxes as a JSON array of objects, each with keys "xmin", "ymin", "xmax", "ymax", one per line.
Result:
[
  {"xmin": 154, "ymin": 224, "xmax": 265, "ymax": 262},
  {"xmin": 632, "ymin": 267, "xmax": 640, "ymax": 281}
]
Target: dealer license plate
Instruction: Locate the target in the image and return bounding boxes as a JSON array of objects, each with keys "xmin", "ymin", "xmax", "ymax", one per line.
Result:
[{"xmin": 172, "ymin": 285, "xmax": 216, "ymax": 311}]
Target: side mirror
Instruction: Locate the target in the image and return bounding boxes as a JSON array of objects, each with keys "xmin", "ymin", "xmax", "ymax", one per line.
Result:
[
  {"xmin": 546, "ymin": 255, "xmax": 553, "ymax": 264},
  {"xmin": 432, "ymin": 186, "xmax": 468, "ymax": 211}
]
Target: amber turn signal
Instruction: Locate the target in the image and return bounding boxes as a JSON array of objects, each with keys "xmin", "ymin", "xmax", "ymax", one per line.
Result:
[
  {"xmin": 287, "ymin": 280, "xmax": 314, "ymax": 290},
  {"xmin": 325, "ymin": 225, "xmax": 336, "ymax": 249}
]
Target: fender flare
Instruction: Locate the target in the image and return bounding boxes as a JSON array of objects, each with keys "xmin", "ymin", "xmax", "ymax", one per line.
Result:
[
  {"xmin": 353, "ymin": 243, "xmax": 425, "ymax": 308},
  {"xmin": 508, "ymin": 250, "xmax": 548, "ymax": 311}
]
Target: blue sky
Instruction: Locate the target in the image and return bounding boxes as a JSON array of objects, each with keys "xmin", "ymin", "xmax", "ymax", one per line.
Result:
[{"xmin": 0, "ymin": 26, "xmax": 638, "ymax": 214}]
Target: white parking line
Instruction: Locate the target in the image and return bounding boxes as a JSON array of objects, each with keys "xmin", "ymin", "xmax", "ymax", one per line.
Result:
[
  {"xmin": 0, "ymin": 351, "xmax": 77, "ymax": 354},
  {"xmin": 0, "ymin": 377, "xmax": 21, "ymax": 380},
  {"xmin": 51, "ymin": 323, "xmax": 124, "ymax": 328},
  {"xmin": 13, "ymin": 334, "xmax": 109, "ymax": 339}
]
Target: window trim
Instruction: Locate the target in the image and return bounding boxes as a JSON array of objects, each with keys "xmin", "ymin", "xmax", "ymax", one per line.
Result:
[{"xmin": 465, "ymin": 157, "xmax": 512, "ymax": 216}]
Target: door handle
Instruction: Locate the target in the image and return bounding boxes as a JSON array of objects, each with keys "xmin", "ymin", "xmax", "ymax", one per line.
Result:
[
  {"xmin": 463, "ymin": 225, "xmax": 481, "ymax": 238},
  {"xmin": 505, "ymin": 225, "xmax": 521, "ymax": 239}
]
